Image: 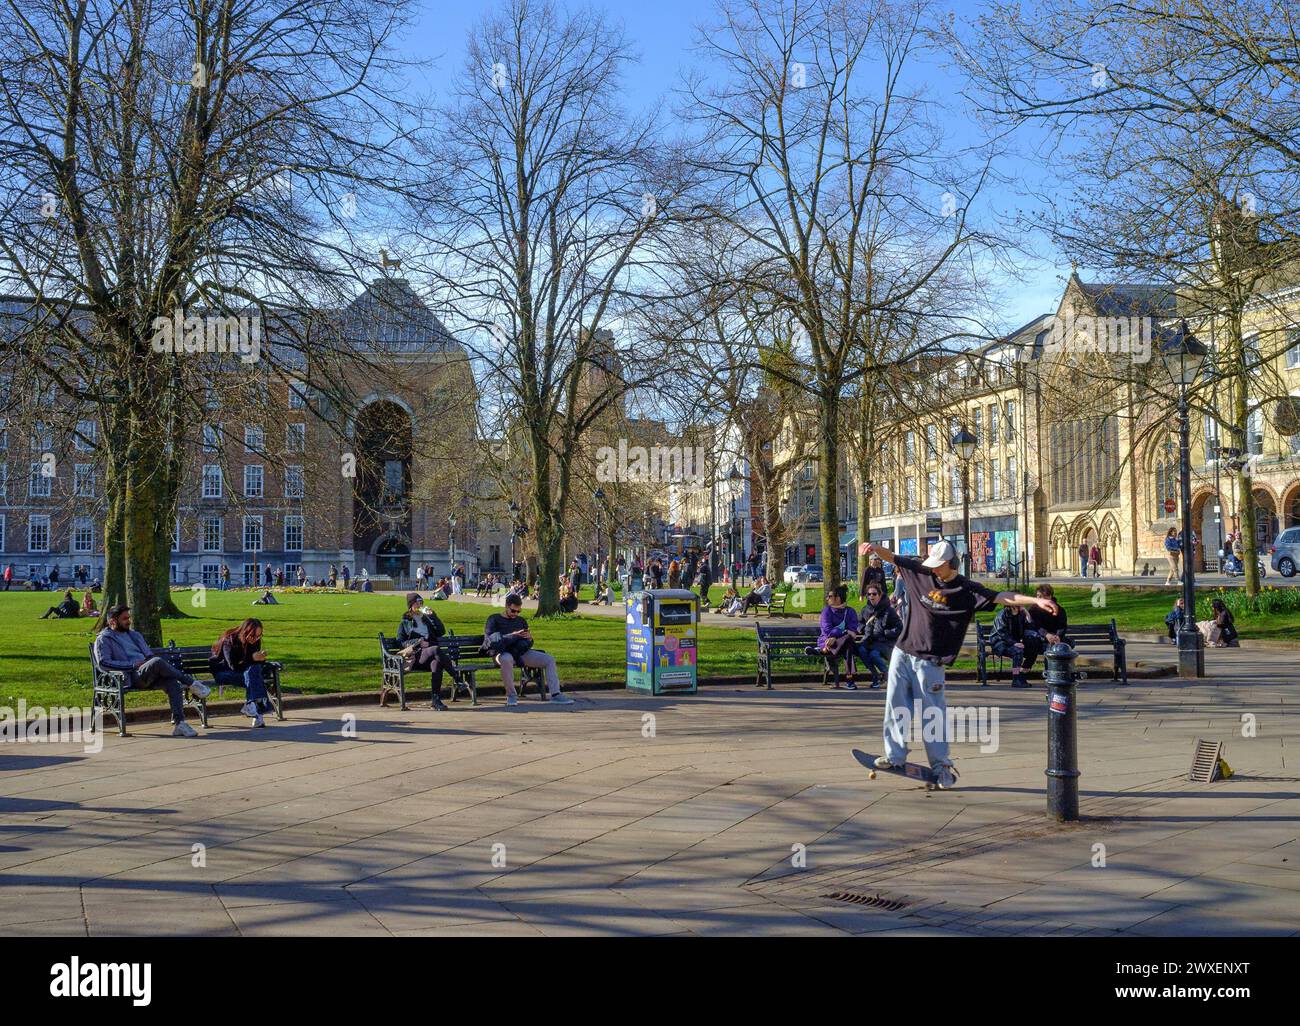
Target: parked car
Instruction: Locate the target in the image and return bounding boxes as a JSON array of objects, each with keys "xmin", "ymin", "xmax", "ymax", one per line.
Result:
[
  {"xmin": 782, "ymin": 564, "xmax": 806, "ymax": 585},
  {"xmin": 1269, "ymin": 527, "xmax": 1300, "ymax": 577},
  {"xmin": 783, "ymin": 563, "xmax": 823, "ymax": 584}
]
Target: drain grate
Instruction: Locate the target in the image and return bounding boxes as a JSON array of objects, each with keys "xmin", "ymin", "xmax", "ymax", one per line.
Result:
[{"xmin": 822, "ymin": 891, "xmax": 911, "ymax": 911}]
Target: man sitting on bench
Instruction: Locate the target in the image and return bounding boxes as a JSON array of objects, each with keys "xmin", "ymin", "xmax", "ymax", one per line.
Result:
[
  {"xmin": 484, "ymin": 594, "xmax": 574, "ymax": 707},
  {"xmin": 1025, "ymin": 584, "xmax": 1067, "ymax": 644},
  {"xmin": 94, "ymin": 605, "xmax": 211, "ymax": 737},
  {"xmin": 738, "ymin": 576, "xmax": 773, "ymax": 616}
]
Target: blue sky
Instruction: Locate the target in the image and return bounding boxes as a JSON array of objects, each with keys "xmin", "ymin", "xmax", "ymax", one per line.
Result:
[{"xmin": 407, "ymin": 0, "xmax": 1068, "ymax": 335}]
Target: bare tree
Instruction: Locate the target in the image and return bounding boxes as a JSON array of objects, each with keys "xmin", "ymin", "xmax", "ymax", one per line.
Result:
[
  {"xmin": 422, "ymin": 0, "xmax": 690, "ymax": 615},
  {"xmin": 687, "ymin": 0, "xmax": 1001, "ymax": 596},
  {"xmin": 0, "ymin": 0, "xmax": 431, "ymax": 640}
]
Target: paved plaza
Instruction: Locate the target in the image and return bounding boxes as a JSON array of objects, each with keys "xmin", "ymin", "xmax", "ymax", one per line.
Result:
[{"xmin": 1, "ymin": 640, "xmax": 1297, "ymax": 937}]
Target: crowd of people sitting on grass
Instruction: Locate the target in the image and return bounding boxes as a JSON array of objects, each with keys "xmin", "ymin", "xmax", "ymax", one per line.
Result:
[
  {"xmin": 1165, "ymin": 595, "xmax": 1238, "ymax": 647},
  {"xmin": 39, "ymin": 589, "xmax": 99, "ymax": 619}
]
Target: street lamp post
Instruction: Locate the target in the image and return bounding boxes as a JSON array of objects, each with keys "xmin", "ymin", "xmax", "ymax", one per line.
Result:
[
  {"xmin": 448, "ymin": 514, "xmax": 457, "ymax": 579},
  {"xmin": 727, "ymin": 465, "xmax": 744, "ymax": 584},
  {"xmin": 1158, "ymin": 321, "xmax": 1208, "ymax": 678},
  {"xmin": 508, "ymin": 501, "xmax": 519, "ymax": 581},
  {"xmin": 951, "ymin": 427, "xmax": 977, "ymax": 576},
  {"xmin": 593, "ymin": 487, "xmax": 606, "ymax": 597}
]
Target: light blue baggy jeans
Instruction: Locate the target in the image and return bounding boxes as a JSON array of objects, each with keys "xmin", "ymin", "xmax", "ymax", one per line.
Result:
[{"xmin": 883, "ymin": 647, "xmax": 953, "ymax": 770}]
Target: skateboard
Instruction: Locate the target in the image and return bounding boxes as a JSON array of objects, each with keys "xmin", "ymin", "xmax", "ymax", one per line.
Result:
[{"xmin": 852, "ymin": 748, "xmax": 940, "ymax": 790}]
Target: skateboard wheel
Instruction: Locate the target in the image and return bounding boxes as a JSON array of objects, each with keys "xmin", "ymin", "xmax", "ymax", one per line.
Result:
[{"xmin": 868, "ymin": 771, "xmax": 876, "ymax": 779}]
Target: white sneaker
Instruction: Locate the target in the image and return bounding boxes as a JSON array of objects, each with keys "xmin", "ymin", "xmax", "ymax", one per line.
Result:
[
  {"xmin": 188, "ymin": 680, "xmax": 212, "ymax": 700},
  {"xmin": 240, "ymin": 701, "xmax": 258, "ymax": 717},
  {"xmin": 252, "ymin": 713, "xmax": 266, "ymax": 728},
  {"xmin": 935, "ymin": 765, "xmax": 960, "ymax": 790},
  {"xmin": 874, "ymin": 755, "xmax": 898, "ymax": 769},
  {"xmin": 549, "ymin": 692, "xmax": 575, "ymax": 705},
  {"xmin": 172, "ymin": 721, "xmax": 198, "ymax": 738},
  {"xmin": 506, "ymin": 694, "xmax": 519, "ymax": 707}
]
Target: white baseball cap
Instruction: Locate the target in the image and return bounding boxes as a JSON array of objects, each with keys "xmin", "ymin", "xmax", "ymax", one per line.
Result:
[{"xmin": 922, "ymin": 540, "xmax": 957, "ymax": 569}]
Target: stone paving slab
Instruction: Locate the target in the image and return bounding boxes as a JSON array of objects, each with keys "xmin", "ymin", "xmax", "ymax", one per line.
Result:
[{"xmin": 1, "ymin": 663, "xmax": 1298, "ymax": 936}]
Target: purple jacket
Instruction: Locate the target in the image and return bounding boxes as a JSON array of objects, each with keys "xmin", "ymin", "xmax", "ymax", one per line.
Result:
[{"xmin": 818, "ymin": 605, "xmax": 859, "ymax": 648}]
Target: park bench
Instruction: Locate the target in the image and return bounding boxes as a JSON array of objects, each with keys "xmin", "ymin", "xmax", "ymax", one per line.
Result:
[
  {"xmin": 90, "ymin": 643, "xmax": 201, "ymax": 737},
  {"xmin": 741, "ymin": 591, "xmax": 787, "ymax": 617},
  {"xmin": 165, "ymin": 642, "xmax": 285, "ymax": 720},
  {"xmin": 754, "ymin": 622, "xmax": 838, "ymax": 690},
  {"xmin": 90, "ymin": 642, "xmax": 286, "ymax": 737},
  {"xmin": 378, "ymin": 632, "xmax": 545, "ymax": 709},
  {"xmin": 975, "ymin": 618, "xmax": 1127, "ymax": 686}
]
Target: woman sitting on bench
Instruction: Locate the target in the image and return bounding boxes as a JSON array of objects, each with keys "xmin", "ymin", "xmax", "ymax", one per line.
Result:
[
  {"xmin": 396, "ymin": 592, "xmax": 450, "ymax": 711},
  {"xmin": 811, "ymin": 585, "xmax": 859, "ymax": 690},
  {"xmin": 209, "ymin": 618, "xmax": 273, "ymax": 728},
  {"xmin": 988, "ymin": 604, "xmax": 1041, "ymax": 689}
]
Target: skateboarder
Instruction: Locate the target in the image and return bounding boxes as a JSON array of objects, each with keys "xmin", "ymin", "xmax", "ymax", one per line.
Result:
[{"xmin": 862, "ymin": 539, "xmax": 1058, "ymax": 789}]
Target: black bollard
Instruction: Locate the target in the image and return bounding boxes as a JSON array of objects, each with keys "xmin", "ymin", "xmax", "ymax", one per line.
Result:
[{"xmin": 1043, "ymin": 641, "xmax": 1081, "ymax": 822}]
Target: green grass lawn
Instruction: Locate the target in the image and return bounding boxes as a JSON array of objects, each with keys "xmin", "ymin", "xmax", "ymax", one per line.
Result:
[
  {"xmin": 0, "ymin": 589, "xmax": 761, "ymax": 709},
  {"xmin": 5, "ymin": 580, "xmax": 1295, "ymax": 710}
]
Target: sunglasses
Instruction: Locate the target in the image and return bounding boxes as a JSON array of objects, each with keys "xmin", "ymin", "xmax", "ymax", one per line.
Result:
[{"xmin": 867, "ymin": 591, "xmax": 881, "ymax": 597}]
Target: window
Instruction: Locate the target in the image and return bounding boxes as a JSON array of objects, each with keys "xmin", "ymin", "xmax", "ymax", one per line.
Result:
[
  {"xmin": 974, "ymin": 463, "xmax": 985, "ymax": 501},
  {"xmin": 173, "ymin": 518, "xmax": 181, "ymax": 551},
  {"xmin": 284, "ymin": 465, "xmax": 304, "ymax": 499},
  {"xmin": 988, "ymin": 406, "xmax": 999, "ymax": 444},
  {"xmin": 73, "ymin": 464, "xmax": 96, "ymax": 497},
  {"xmin": 29, "ymin": 462, "xmax": 52, "ymax": 498},
  {"xmin": 904, "ymin": 431, "xmax": 915, "ymax": 464},
  {"xmin": 283, "ymin": 562, "xmax": 301, "ymax": 580},
  {"xmin": 1007, "ymin": 457, "xmax": 1018, "ymax": 497},
  {"xmin": 926, "ymin": 471, "xmax": 939, "ymax": 508},
  {"xmin": 0, "ymin": 420, "xmax": 7, "ymax": 450},
  {"xmin": 1248, "ymin": 409, "xmax": 1264, "ymax": 455},
  {"xmin": 925, "ymin": 424, "xmax": 937, "ymax": 457},
  {"xmin": 1005, "ymin": 400, "xmax": 1016, "ymax": 441},
  {"xmin": 1286, "ymin": 331, "xmax": 1300, "ymax": 369},
  {"xmin": 285, "ymin": 423, "xmax": 305, "ymax": 452},
  {"xmin": 1204, "ymin": 414, "xmax": 1219, "ymax": 455},
  {"xmin": 0, "ymin": 514, "xmax": 5, "ymax": 551},
  {"xmin": 202, "ymin": 464, "xmax": 223, "ymax": 498},
  {"xmin": 201, "ymin": 516, "xmax": 223, "ymax": 552},
  {"xmin": 206, "ymin": 386, "xmax": 221, "ymax": 410},
  {"xmin": 203, "ymin": 425, "xmax": 220, "ymax": 452},
  {"xmin": 0, "ymin": 463, "xmax": 6, "ymax": 499},
  {"xmin": 201, "ymin": 562, "xmax": 222, "ymax": 586},
  {"xmin": 288, "ymin": 381, "xmax": 307, "ymax": 409},
  {"xmin": 990, "ymin": 459, "xmax": 1000, "ymax": 500},
  {"xmin": 880, "ymin": 483, "xmax": 891, "ymax": 516},
  {"xmin": 73, "ymin": 420, "xmax": 96, "ymax": 452},
  {"xmin": 284, "ymin": 515, "xmax": 304, "ymax": 552},
  {"xmin": 243, "ymin": 516, "xmax": 263, "ymax": 553},
  {"xmin": 28, "ymin": 515, "xmax": 50, "ymax": 553},
  {"xmin": 243, "ymin": 563, "xmax": 261, "ymax": 586},
  {"xmin": 72, "ymin": 517, "xmax": 94, "ymax": 553},
  {"xmin": 244, "ymin": 425, "xmax": 265, "ymax": 454},
  {"xmin": 1245, "ymin": 334, "xmax": 1264, "ymax": 375},
  {"xmin": 972, "ymin": 408, "xmax": 982, "ymax": 445},
  {"xmin": 906, "ymin": 477, "xmax": 918, "ymax": 510},
  {"xmin": 31, "ymin": 421, "xmax": 53, "ymax": 451},
  {"xmin": 244, "ymin": 464, "xmax": 264, "ymax": 498}
]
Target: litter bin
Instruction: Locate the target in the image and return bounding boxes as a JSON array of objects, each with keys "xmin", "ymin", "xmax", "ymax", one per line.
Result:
[{"xmin": 626, "ymin": 589, "xmax": 699, "ymax": 695}]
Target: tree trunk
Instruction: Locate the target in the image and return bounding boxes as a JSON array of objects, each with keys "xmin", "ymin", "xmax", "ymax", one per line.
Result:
[
  {"xmin": 530, "ymin": 440, "xmax": 563, "ymax": 616},
  {"xmin": 124, "ymin": 434, "xmax": 164, "ymax": 645},
  {"xmin": 97, "ymin": 461, "xmax": 127, "ymax": 631},
  {"xmin": 818, "ymin": 398, "xmax": 842, "ymax": 598}
]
